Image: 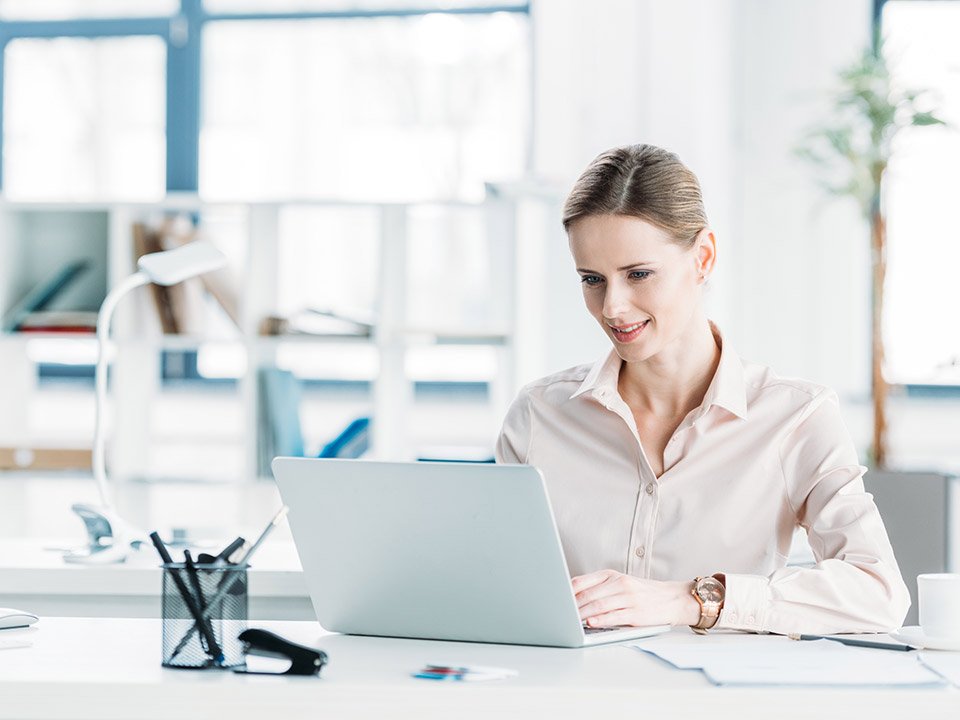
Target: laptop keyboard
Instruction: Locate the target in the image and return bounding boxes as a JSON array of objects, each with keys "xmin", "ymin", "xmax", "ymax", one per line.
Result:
[{"xmin": 583, "ymin": 625, "xmax": 626, "ymax": 635}]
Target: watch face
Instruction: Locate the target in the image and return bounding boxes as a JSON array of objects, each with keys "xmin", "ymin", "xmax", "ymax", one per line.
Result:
[{"xmin": 697, "ymin": 577, "xmax": 724, "ymax": 604}]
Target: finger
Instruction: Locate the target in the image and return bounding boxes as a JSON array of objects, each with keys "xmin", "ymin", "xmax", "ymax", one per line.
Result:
[
  {"xmin": 578, "ymin": 592, "xmax": 631, "ymax": 620},
  {"xmin": 571, "ymin": 570, "xmax": 616, "ymax": 593},
  {"xmin": 574, "ymin": 572, "xmax": 625, "ymax": 607},
  {"xmin": 584, "ymin": 608, "xmax": 638, "ymax": 628}
]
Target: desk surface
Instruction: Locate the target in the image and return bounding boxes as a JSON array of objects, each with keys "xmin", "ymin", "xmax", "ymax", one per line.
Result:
[
  {"xmin": 0, "ymin": 539, "xmax": 310, "ymax": 619},
  {"xmin": 0, "ymin": 618, "xmax": 957, "ymax": 720}
]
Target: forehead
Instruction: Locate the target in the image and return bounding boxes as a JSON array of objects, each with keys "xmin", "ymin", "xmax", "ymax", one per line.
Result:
[{"xmin": 567, "ymin": 214, "xmax": 683, "ymax": 266}]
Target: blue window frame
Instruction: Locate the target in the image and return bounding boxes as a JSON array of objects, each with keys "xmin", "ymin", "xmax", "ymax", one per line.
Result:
[
  {"xmin": 3, "ymin": 0, "xmax": 530, "ymax": 384},
  {"xmin": 0, "ymin": 0, "xmax": 530, "ymax": 192}
]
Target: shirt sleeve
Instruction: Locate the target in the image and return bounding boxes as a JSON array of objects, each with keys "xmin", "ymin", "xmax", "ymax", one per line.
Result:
[
  {"xmin": 715, "ymin": 390, "xmax": 911, "ymax": 635},
  {"xmin": 495, "ymin": 390, "xmax": 533, "ymax": 464}
]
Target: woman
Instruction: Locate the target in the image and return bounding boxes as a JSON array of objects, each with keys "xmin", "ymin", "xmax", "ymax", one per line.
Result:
[{"xmin": 495, "ymin": 144, "xmax": 909, "ymax": 635}]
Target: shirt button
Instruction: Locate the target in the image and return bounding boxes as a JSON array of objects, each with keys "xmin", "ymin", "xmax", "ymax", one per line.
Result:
[
  {"xmin": 747, "ymin": 615, "xmax": 755, "ymax": 624},
  {"xmin": 645, "ymin": 482, "xmax": 655, "ymax": 495},
  {"xmin": 635, "ymin": 546, "xmax": 645, "ymax": 558}
]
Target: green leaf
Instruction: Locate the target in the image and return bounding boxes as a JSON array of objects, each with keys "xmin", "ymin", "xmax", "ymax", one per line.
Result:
[{"xmin": 911, "ymin": 111, "xmax": 945, "ymax": 127}]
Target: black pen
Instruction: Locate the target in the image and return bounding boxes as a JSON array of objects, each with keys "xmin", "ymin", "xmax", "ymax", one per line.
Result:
[
  {"xmin": 183, "ymin": 550, "xmax": 206, "ymax": 609},
  {"xmin": 150, "ymin": 532, "xmax": 224, "ymax": 662},
  {"xmin": 789, "ymin": 633, "xmax": 914, "ymax": 652}
]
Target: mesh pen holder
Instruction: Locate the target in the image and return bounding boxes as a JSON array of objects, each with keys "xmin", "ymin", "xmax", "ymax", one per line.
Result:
[{"xmin": 161, "ymin": 562, "xmax": 248, "ymax": 669}]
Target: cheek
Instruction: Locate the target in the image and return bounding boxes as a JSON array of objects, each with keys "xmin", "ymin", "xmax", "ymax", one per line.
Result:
[{"xmin": 582, "ymin": 288, "xmax": 603, "ymax": 315}]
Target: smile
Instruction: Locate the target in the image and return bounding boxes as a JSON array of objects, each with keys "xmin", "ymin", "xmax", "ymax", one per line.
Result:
[{"xmin": 608, "ymin": 320, "xmax": 649, "ymax": 343}]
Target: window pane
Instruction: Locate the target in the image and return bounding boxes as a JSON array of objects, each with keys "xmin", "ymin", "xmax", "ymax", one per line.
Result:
[
  {"xmin": 205, "ymin": 0, "xmax": 521, "ymax": 13},
  {"xmin": 0, "ymin": 0, "xmax": 178, "ymax": 20},
  {"xmin": 201, "ymin": 13, "xmax": 529, "ymax": 201},
  {"xmin": 882, "ymin": 2, "xmax": 960, "ymax": 384},
  {"xmin": 3, "ymin": 36, "xmax": 166, "ymax": 201}
]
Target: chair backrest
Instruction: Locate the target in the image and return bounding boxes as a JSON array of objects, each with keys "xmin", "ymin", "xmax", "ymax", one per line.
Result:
[{"xmin": 863, "ymin": 470, "xmax": 952, "ymax": 626}]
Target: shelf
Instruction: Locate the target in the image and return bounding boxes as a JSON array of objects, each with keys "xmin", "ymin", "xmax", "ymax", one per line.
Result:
[{"xmin": 0, "ymin": 194, "xmax": 535, "ymax": 478}]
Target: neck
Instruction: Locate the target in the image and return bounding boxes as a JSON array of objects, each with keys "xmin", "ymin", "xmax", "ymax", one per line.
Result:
[{"xmin": 617, "ymin": 312, "xmax": 721, "ymax": 420}]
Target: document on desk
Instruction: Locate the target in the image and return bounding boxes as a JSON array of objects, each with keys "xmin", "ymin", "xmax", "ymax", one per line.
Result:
[
  {"xmin": 631, "ymin": 635, "xmax": 945, "ymax": 687},
  {"xmin": 919, "ymin": 652, "xmax": 960, "ymax": 688}
]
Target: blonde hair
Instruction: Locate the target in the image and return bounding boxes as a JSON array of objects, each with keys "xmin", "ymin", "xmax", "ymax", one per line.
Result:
[{"xmin": 562, "ymin": 144, "xmax": 708, "ymax": 248}]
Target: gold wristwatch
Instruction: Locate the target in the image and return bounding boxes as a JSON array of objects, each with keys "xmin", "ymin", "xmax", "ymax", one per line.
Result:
[{"xmin": 690, "ymin": 575, "xmax": 725, "ymax": 634}]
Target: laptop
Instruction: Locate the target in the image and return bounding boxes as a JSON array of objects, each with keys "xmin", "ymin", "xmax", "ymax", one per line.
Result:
[{"xmin": 272, "ymin": 457, "xmax": 670, "ymax": 647}]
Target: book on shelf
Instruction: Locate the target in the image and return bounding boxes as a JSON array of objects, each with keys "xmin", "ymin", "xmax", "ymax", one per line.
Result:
[
  {"xmin": 133, "ymin": 222, "xmax": 179, "ymax": 334},
  {"xmin": 256, "ymin": 366, "xmax": 372, "ymax": 475},
  {"xmin": 132, "ymin": 217, "xmax": 240, "ymax": 337},
  {"xmin": 257, "ymin": 367, "xmax": 306, "ymax": 477},
  {"xmin": 260, "ymin": 308, "xmax": 375, "ymax": 338},
  {"xmin": 2, "ymin": 261, "xmax": 90, "ymax": 333},
  {"xmin": 16, "ymin": 310, "xmax": 98, "ymax": 334}
]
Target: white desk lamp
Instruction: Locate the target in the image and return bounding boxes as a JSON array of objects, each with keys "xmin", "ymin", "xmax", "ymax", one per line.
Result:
[{"xmin": 64, "ymin": 241, "xmax": 228, "ymax": 564}]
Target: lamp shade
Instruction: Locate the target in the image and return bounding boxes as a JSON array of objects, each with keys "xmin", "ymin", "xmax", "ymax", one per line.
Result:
[{"xmin": 137, "ymin": 241, "xmax": 227, "ymax": 286}]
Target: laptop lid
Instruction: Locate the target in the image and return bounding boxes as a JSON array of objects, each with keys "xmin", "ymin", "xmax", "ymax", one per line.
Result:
[{"xmin": 273, "ymin": 457, "xmax": 589, "ymax": 647}]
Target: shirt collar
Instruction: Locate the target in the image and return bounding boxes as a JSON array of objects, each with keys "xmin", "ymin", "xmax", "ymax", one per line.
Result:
[{"xmin": 569, "ymin": 322, "xmax": 748, "ymax": 420}]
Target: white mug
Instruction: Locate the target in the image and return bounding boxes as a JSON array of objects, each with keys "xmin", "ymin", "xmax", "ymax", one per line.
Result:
[{"xmin": 918, "ymin": 573, "xmax": 960, "ymax": 639}]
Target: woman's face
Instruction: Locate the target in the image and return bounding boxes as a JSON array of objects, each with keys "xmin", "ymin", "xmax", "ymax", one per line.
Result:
[{"xmin": 567, "ymin": 214, "xmax": 713, "ymax": 364}]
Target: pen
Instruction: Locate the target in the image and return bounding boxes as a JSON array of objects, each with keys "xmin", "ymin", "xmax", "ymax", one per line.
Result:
[
  {"xmin": 788, "ymin": 633, "xmax": 914, "ymax": 652},
  {"xmin": 235, "ymin": 506, "xmax": 289, "ymax": 567},
  {"xmin": 183, "ymin": 550, "xmax": 206, "ymax": 607},
  {"xmin": 167, "ymin": 508, "xmax": 288, "ymax": 661},
  {"xmin": 150, "ymin": 532, "xmax": 224, "ymax": 663}
]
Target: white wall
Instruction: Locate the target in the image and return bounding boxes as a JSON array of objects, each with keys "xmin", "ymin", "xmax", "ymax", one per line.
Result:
[{"xmin": 526, "ymin": 0, "xmax": 873, "ymax": 399}]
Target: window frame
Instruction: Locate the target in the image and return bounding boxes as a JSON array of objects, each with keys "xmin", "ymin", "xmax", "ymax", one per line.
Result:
[
  {"xmin": 0, "ymin": 0, "xmax": 531, "ymax": 193},
  {"xmin": 876, "ymin": 0, "xmax": 960, "ymax": 395}
]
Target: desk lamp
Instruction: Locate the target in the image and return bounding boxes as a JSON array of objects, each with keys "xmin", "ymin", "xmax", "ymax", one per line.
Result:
[{"xmin": 64, "ymin": 241, "xmax": 227, "ymax": 564}]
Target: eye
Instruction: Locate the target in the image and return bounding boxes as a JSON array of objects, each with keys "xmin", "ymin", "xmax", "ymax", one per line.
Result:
[
  {"xmin": 580, "ymin": 275, "xmax": 603, "ymax": 287},
  {"xmin": 628, "ymin": 270, "xmax": 652, "ymax": 281}
]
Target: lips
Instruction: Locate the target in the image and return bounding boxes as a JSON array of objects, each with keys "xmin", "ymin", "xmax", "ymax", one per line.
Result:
[{"xmin": 608, "ymin": 320, "xmax": 649, "ymax": 343}]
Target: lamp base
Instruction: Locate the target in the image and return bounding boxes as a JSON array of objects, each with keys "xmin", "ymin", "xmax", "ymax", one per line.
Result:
[{"xmin": 63, "ymin": 503, "xmax": 148, "ymax": 565}]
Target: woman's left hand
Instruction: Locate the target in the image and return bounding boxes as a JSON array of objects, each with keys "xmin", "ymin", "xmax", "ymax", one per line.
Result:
[{"xmin": 572, "ymin": 569, "xmax": 701, "ymax": 628}]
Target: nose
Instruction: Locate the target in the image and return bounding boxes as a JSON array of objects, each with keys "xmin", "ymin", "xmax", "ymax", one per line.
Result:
[{"xmin": 601, "ymin": 278, "xmax": 632, "ymax": 321}]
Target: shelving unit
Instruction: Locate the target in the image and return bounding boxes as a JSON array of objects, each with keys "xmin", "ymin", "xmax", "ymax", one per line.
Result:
[{"xmin": 0, "ymin": 190, "xmax": 560, "ymax": 483}]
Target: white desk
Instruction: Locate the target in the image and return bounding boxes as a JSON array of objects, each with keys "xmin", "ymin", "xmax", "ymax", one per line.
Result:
[
  {"xmin": 0, "ymin": 618, "xmax": 957, "ymax": 720},
  {"xmin": 0, "ymin": 539, "xmax": 312, "ymax": 619}
]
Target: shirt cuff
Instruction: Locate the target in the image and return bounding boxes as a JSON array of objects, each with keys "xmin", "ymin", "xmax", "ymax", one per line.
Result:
[{"xmin": 715, "ymin": 573, "xmax": 770, "ymax": 632}]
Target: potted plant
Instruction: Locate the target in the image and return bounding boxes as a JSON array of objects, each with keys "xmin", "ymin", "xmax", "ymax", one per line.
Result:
[{"xmin": 797, "ymin": 38, "xmax": 944, "ymax": 468}]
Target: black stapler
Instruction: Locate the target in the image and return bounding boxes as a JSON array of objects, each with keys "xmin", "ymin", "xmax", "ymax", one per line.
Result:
[{"xmin": 235, "ymin": 628, "xmax": 328, "ymax": 676}]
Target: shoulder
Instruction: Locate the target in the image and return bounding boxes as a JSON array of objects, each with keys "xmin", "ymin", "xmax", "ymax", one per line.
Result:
[
  {"xmin": 511, "ymin": 362, "xmax": 595, "ymax": 408},
  {"xmin": 741, "ymin": 357, "xmax": 836, "ymax": 410},
  {"xmin": 742, "ymin": 360, "xmax": 846, "ymax": 436}
]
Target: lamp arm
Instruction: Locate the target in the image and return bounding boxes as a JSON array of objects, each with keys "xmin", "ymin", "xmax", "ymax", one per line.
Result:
[{"xmin": 93, "ymin": 271, "xmax": 152, "ymax": 510}]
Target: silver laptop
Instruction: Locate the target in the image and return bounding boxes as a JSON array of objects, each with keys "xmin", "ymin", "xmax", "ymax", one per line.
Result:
[{"xmin": 272, "ymin": 457, "xmax": 670, "ymax": 648}]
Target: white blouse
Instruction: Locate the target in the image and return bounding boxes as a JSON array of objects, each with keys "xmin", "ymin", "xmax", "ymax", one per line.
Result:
[{"xmin": 495, "ymin": 327, "xmax": 910, "ymax": 635}]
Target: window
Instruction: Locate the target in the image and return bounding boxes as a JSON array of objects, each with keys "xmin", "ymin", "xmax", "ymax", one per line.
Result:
[
  {"xmin": 0, "ymin": 0, "xmax": 178, "ymax": 20},
  {"xmin": 882, "ymin": 1, "xmax": 960, "ymax": 385},
  {"xmin": 201, "ymin": 12, "xmax": 529, "ymax": 201},
  {"xmin": 3, "ymin": 36, "xmax": 166, "ymax": 200}
]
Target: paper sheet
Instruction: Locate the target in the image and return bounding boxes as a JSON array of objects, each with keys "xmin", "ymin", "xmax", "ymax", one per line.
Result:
[
  {"xmin": 918, "ymin": 651, "xmax": 960, "ymax": 687},
  {"xmin": 631, "ymin": 634, "xmax": 945, "ymax": 687}
]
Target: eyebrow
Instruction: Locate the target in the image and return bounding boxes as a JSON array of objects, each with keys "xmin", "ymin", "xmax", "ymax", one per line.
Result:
[{"xmin": 576, "ymin": 262, "xmax": 657, "ymax": 274}]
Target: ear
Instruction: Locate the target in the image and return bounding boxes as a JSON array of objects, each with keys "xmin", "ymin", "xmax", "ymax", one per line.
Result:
[{"xmin": 694, "ymin": 228, "xmax": 717, "ymax": 283}]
